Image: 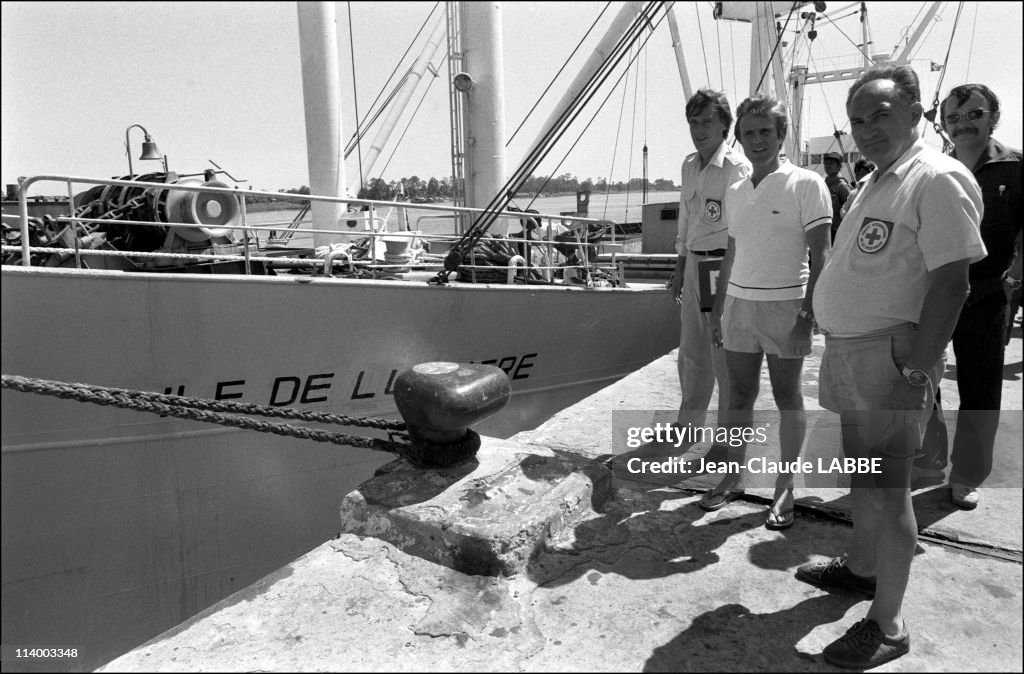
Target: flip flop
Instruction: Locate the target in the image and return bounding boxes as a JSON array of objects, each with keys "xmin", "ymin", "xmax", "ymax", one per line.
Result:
[
  {"xmin": 699, "ymin": 488, "xmax": 745, "ymax": 512},
  {"xmin": 765, "ymin": 508, "xmax": 795, "ymax": 530}
]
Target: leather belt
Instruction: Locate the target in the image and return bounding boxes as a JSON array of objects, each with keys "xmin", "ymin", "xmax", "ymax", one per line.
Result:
[{"xmin": 689, "ymin": 248, "xmax": 726, "ymax": 256}]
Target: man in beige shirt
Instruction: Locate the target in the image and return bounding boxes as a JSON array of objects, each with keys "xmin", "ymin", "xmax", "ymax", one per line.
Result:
[{"xmin": 670, "ymin": 89, "xmax": 750, "ymax": 435}]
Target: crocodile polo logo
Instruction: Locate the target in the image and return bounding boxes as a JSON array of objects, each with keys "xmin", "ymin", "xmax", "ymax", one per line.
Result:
[
  {"xmin": 857, "ymin": 218, "xmax": 893, "ymax": 253},
  {"xmin": 704, "ymin": 199, "xmax": 722, "ymax": 222}
]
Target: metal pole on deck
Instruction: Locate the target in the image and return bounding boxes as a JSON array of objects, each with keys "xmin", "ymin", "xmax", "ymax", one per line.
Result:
[
  {"xmin": 459, "ymin": 1, "xmax": 508, "ymax": 209},
  {"xmin": 666, "ymin": 6, "xmax": 693, "ymax": 102},
  {"xmin": 517, "ymin": 2, "xmax": 644, "ymax": 196},
  {"xmin": 297, "ymin": 2, "xmax": 346, "ymax": 246},
  {"xmin": 348, "ymin": 15, "xmax": 448, "ymax": 195}
]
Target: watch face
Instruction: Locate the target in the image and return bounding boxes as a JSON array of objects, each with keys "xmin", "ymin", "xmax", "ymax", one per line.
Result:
[{"xmin": 907, "ymin": 370, "xmax": 930, "ymax": 387}]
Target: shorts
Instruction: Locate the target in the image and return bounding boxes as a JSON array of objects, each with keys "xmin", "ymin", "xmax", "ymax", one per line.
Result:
[
  {"xmin": 819, "ymin": 326, "xmax": 941, "ymax": 463},
  {"xmin": 722, "ymin": 295, "xmax": 804, "ymax": 358}
]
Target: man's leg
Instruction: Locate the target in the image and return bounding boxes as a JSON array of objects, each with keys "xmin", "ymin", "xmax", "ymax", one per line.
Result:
[
  {"xmin": 765, "ymin": 354, "xmax": 807, "ymax": 520},
  {"xmin": 844, "ymin": 412, "xmax": 917, "ymax": 634},
  {"xmin": 863, "ymin": 476, "xmax": 916, "ymax": 636},
  {"xmin": 950, "ymin": 292, "xmax": 1006, "ymax": 492},
  {"xmin": 677, "ymin": 258, "xmax": 729, "ymax": 429},
  {"xmin": 845, "ymin": 367, "xmax": 932, "ymax": 636},
  {"xmin": 677, "ymin": 307, "xmax": 718, "ymax": 429},
  {"xmin": 704, "ymin": 348, "xmax": 763, "ymax": 496}
]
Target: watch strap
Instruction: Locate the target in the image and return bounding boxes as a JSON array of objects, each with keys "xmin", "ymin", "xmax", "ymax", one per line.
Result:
[{"xmin": 901, "ymin": 366, "xmax": 931, "ymax": 387}]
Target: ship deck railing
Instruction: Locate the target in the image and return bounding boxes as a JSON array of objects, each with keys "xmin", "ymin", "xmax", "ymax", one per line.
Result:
[{"xmin": 3, "ymin": 174, "xmax": 641, "ymax": 287}]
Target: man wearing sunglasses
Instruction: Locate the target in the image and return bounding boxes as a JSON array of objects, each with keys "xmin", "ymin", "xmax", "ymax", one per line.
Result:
[{"xmin": 916, "ymin": 84, "xmax": 1023, "ymax": 509}]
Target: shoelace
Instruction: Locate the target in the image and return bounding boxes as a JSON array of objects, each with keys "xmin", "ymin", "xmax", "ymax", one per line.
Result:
[
  {"xmin": 844, "ymin": 620, "xmax": 878, "ymax": 649},
  {"xmin": 821, "ymin": 557, "xmax": 847, "ymax": 575}
]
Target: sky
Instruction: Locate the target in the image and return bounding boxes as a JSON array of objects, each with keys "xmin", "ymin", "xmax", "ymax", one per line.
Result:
[{"xmin": 2, "ymin": 1, "xmax": 1021, "ymax": 195}]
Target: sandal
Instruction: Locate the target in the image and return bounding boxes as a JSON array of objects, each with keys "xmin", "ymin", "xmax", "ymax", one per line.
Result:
[
  {"xmin": 699, "ymin": 488, "xmax": 745, "ymax": 512},
  {"xmin": 765, "ymin": 507, "xmax": 795, "ymax": 530}
]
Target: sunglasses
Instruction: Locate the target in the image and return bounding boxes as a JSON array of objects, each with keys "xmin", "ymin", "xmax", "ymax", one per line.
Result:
[{"xmin": 943, "ymin": 108, "xmax": 990, "ymax": 125}]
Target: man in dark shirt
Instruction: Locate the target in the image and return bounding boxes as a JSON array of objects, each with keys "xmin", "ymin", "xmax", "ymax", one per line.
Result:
[
  {"xmin": 823, "ymin": 151, "xmax": 851, "ymax": 239},
  {"xmin": 918, "ymin": 83, "xmax": 1023, "ymax": 509}
]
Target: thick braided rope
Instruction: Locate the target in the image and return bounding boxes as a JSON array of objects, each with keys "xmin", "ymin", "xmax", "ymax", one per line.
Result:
[
  {"xmin": 1, "ymin": 374, "xmax": 403, "ymax": 430},
  {"xmin": 1, "ymin": 374, "xmax": 480, "ymax": 467}
]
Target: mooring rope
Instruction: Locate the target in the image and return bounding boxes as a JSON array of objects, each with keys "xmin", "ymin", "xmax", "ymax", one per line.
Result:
[{"xmin": 1, "ymin": 374, "xmax": 480, "ymax": 467}]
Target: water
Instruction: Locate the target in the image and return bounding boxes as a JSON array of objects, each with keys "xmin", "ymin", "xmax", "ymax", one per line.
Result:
[{"xmin": 244, "ymin": 190, "xmax": 680, "ymax": 236}]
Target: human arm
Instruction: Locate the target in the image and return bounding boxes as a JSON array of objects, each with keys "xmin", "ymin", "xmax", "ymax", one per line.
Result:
[
  {"xmin": 671, "ymin": 164, "xmax": 691, "ymax": 300},
  {"xmin": 1004, "ymin": 230, "xmax": 1022, "ymax": 298},
  {"xmin": 890, "ymin": 258, "xmax": 971, "ymax": 411},
  {"xmin": 671, "ymin": 254, "xmax": 687, "ymax": 303},
  {"xmin": 786, "ymin": 224, "xmax": 831, "ymax": 356},
  {"xmin": 710, "ymin": 236, "xmax": 736, "ymax": 349}
]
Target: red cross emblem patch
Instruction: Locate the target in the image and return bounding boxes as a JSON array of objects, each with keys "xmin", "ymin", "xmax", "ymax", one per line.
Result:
[
  {"xmin": 857, "ymin": 218, "xmax": 893, "ymax": 253},
  {"xmin": 704, "ymin": 199, "xmax": 722, "ymax": 223}
]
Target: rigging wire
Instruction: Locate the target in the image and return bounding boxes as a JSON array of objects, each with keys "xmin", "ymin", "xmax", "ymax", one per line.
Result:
[
  {"xmin": 815, "ymin": 9, "xmax": 871, "ymax": 57},
  {"xmin": 807, "ymin": 50, "xmax": 852, "ymax": 153},
  {"xmin": 695, "ymin": 2, "xmax": 712, "ymax": 85},
  {"xmin": 715, "ymin": 12, "xmax": 724, "ymax": 88},
  {"xmin": 805, "ymin": 27, "xmax": 842, "ymax": 135},
  {"xmin": 624, "ymin": 46, "xmax": 642, "ymax": 223},
  {"xmin": 506, "ymin": 2, "xmax": 611, "ymax": 147},
  {"xmin": 923, "ymin": 2, "xmax": 965, "ymax": 152},
  {"xmin": 345, "ymin": 73, "xmax": 411, "ymax": 157},
  {"xmin": 344, "ymin": 2, "xmax": 441, "ymax": 155},
  {"xmin": 643, "ymin": 46, "xmax": 649, "ymax": 205},
  {"xmin": 375, "ymin": 64, "xmax": 442, "ymax": 182},
  {"xmin": 518, "ymin": 4, "xmax": 669, "ymax": 215},
  {"xmin": 890, "ymin": 2, "xmax": 928, "ymax": 62},
  {"xmin": 434, "ymin": 1, "xmax": 667, "ymax": 281},
  {"xmin": 964, "ymin": 1, "xmax": 978, "ymax": 80},
  {"xmin": 729, "ymin": 21, "xmax": 737, "ymax": 105},
  {"xmin": 519, "ymin": 4, "xmax": 662, "ymax": 206},
  {"xmin": 750, "ymin": 2, "xmax": 797, "ymax": 96},
  {"xmin": 492, "ymin": 3, "xmax": 663, "ymax": 212},
  {"xmin": 347, "ymin": 1, "xmax": 365, "ymax": 193},
  {"xmin": 601, "ymin": 48, "xmax": 632, "ymax": 220}
]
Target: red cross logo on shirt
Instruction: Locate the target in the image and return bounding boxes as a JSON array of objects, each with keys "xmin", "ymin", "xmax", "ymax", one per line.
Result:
[
  {"xmin": 857, "ymin": 218, "xmax": 893, "ymax": 254},
  {"xmin": 704, "ymin": 199, "xmax": 722, "ymax": 223}
]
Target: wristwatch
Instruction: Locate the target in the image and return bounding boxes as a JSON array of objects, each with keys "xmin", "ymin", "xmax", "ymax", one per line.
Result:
[
  {"xmin": 901, "ymin": 367, "xmax": 931, "ymax": 387},
  {"xmin": 1003, "ymin": 271, "xmax": 1022, "ymax": 291},
  {"xmin": 797, "ymin": 309, "xmax": 814, "ymax": 323}
]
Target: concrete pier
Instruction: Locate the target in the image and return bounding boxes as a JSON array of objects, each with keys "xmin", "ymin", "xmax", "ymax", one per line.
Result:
[{"xmin": 101, "ymin": 331, "xmax": 1023, "ymax": 672}]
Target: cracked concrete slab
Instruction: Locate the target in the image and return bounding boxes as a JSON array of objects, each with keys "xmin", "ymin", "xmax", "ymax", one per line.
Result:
[
  {"xmin": 101, "ymin": 332, "xmax": 1023, "ymax": 671},
  {"xmin": 101, "ymin": 487, "xmax": 1022, "ymax": 672},
  {"xmin": 338, "ymin": 439, "xmax": 612, "ymax": 576}
]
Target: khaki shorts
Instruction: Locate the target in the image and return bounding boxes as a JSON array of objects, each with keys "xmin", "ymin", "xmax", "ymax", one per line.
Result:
[
  {"xmin": 722, "ymin": 295, "xmax": 804, "ymax": 358},
  {"xmin": 819, "ymin": 326, "xmax": 941, "ymax": 470}
]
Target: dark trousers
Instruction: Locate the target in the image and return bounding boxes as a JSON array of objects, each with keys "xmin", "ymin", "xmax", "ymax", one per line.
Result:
[{"xmin": 918, "ymin": 289, "xmax": 1008, "ymax": 486}]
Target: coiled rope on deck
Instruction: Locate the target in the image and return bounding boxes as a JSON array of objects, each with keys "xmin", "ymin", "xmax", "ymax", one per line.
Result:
[{"xmin": 1, "ymin": 374, "xmax": 479, "ymax": 467}]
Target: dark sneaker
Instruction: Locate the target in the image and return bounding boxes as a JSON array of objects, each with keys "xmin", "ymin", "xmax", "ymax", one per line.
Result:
[
  {"xmin": 796, "ymin": 556, "xmax": 876, "ymax": 597},
  {"xmin": 823, "ymin": 619, "xmax": 910, "ymax": 669}
]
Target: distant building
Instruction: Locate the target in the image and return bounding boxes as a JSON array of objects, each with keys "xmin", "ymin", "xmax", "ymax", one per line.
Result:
[{"xmin": 801, "ymin": 135, "xmax": 861, "ymax": 181}]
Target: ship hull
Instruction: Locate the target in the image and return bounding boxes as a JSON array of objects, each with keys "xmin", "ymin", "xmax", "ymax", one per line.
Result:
[{"xmin": 1, "ymin": 265, "xmax": 679, "ymax": 670}]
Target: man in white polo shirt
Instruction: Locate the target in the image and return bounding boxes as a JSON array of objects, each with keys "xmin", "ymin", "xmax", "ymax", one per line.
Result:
[
  {"xmin": 670, "ymin": 89, "xmax": 751, "ymax": 433},
  {"xmin": 797, "ymin": 65, "xmax": 984, "ymax": 669},
  {"xmin": 706, "ymin": 95, "xmax": 831, "ymax": 530}
]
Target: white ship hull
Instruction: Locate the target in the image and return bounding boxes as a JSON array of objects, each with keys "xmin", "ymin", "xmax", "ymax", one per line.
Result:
[{"xmin": 1, "ymin": 264, "xmax": 678, "ymax": 669}]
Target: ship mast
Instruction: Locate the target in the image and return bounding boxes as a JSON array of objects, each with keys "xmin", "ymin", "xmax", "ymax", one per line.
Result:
[
  {"xmin": 456, "ymin": 1, "xmax": 508, "ymax": 210},
  {"xmin": 348, "ymin": 14, "xmax": 448, "ymax": 195},
  {"xmin": 297, "ymin": 1, "xmax": 346, "ymax": 246}
]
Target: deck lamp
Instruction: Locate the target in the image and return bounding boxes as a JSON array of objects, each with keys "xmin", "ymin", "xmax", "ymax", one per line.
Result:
[
  {"xmin": 453, "ymin": 72, "xmax": 474, "ymax": 92},
  {"xmin": 125, "ymin": 124, "xmax": 163, "ymax": 180}
]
